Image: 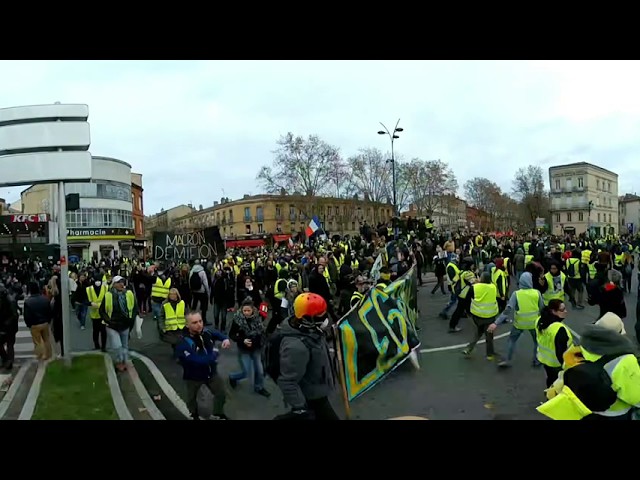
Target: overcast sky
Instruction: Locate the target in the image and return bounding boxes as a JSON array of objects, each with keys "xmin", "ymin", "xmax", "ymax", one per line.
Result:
[{"xmin": 1, "ymin": 60, "xmax": 640, "ymax": 215}]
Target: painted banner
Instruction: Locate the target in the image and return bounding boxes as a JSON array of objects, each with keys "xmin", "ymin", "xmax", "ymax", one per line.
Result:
[
  {"xmin": 153, "ymin": 227, "xmax": 224, "ymax": 261},
  {"xmin": 337, "ymin": 265, "xmax": 420, "ymax": 402}
]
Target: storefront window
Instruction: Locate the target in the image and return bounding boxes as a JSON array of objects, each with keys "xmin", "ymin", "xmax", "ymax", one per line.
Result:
[
  {"xmin": 66, "ymin": 209, "xmax": 133, "ymax": 229},
  {"xmin": 66, "ymin": 181, "xmax": 132, "ymax": 202}
]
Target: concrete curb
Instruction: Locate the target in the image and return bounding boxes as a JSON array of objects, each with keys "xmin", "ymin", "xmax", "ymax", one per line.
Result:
[
  {"xmin": 126, "ymin": 361, "xmax": 165, "ymax": 420},
  {"xmin": 0, "ymin": 360, "xmax": 34, "ymax": 419},
  {"xmin": 130, "ymin": 351, "xmax": 190, "ymax": 419},
  {"xmin": 18, "ymin": 360, "xmax": 49, "ymax": 420}
]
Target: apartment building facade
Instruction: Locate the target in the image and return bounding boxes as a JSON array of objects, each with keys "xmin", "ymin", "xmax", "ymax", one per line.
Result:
[
  {"xmin": 619, "ymin": 193, "xmax": 640, "ymax": 235},
  {"xmin": 549, "ymin": 162, "xmax": 618, "ymax": 237}
]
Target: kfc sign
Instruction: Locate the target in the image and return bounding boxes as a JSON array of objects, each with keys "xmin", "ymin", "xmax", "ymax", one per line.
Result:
[{"xmin": 11, "ymin": 214, "xmax": 48, "ymax": 223}]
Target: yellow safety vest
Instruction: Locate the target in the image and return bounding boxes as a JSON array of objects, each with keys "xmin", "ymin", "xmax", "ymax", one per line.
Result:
[
  {"xmin": 523, "ymin": 242, "xmax": 531, "ymax": 254},
  {"xmin": 274, "ymin": 279, "xmax": 287, "ymax": 300},
  {"xmin": 446, "ymin": 262, "xmax": 460, "ymax": 285},
  {"xmin": 86, "ymin": 285, "xmax": 107, "ymax": 320},
  {"xmin": 503, "ymin": 257, "xmax": 510, "ymax": 272},
  {"xmin": 151, "ymin": 277, "xmax": 171, "ymax": 299},
  {"xmin": 514, "ymin": 289, "xmax": 540, "ymax": 330},
  {"xmin": 350, "ymin": 259, "xmax": 359, "ymax": 270},
  {"xmin": 535, "ymin": 321, "xmax": 573, "ymax": 368},
  {"xmin": 425, "ymin": 219, "xmax": 434, "ymax": 229},
  {"xmin": 565, "ymin": 258, "xmax": 581, "ymax": 279},
  {"xmin": 588, "ymin": 262, "xmax": 597, "ymax": 280},
  {"xmin": 525, "ymin": 254, "xmax": 534, "ymax": 265},
  {"xmin": 375, "ymin": 281, "xmax": 388, "ymax": 290},
  {"xmin": 162, "ymin": 300, "xmax": 186, "ymax": 332},
  {"xmin": 454, "ymin": 270, "xmax": 474, "ymax": 296},
  {"xmin": 470, "ymin": 283, "xmax": 499, "ymax": 319},
  {"xmin": 543, "ymin": 272, "xmax": 566, "ymax": 306},
  {"xmin": 559, "ymin": 244, "xmax": 565, "ymax": 253},
  {"xmin": 491, "ymin": 267, "xmax": 507, "ymax": 298},
  {"xmin": 586, "ymin": 352, "xmax": 640, "ymax": 418},
  {"xmin": 614, "ymin": 253, "xmax": 624, "ymax": 267},
  {"xmin": 350, "ymin": 291, "xmax": 364, "ymax": 307},
  {"xmin": 581, "ymin": 250, "xmax": 592, "ymax": 264},
  {"xmin": 104, "ymin": 290, "xmax": 135, "ymax": 319}
]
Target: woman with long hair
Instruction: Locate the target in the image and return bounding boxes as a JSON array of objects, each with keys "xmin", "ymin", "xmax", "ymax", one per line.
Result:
[{"xmin": 536, "ymin": 299, "xmax": 574, "ymax": 388}]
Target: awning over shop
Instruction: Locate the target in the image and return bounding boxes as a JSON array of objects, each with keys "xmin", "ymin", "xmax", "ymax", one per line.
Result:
[
  {"xmin": 225, "ymin": 239, "xmax": 266, "ymax": 248},
  {"xmin": 272, "ymin": 234, "xmax": 291, "ymax": 243}
]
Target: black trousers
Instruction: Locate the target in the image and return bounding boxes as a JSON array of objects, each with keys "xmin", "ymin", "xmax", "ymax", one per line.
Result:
[
  {"xmin": 0, "ymin": 331, "xmax": 16, "ymax": 367},
  {"xmin": 431, "ymin": 276, "xmax": 446, "ymax": 294},
  {"xmin": 191, "ymin": 292, "xmax": 209, "ymax": 322},
  {"xmin": 416, "ymin": 265, "xmax": 423, "ymax": 285},
  {"xmin": 185, "ymin": 375, "xmax": 226, "ymax": 418},
  {"xmin": 449, "ymin": 296, "xmax": 470, "ymax": 329},
  {"xmin": 543, "ymin": 365, "xmax": 561, "ymax": 388},
  {"xmin": 92, "ymin": 318, "xmax": 107, "ymax": 350}
]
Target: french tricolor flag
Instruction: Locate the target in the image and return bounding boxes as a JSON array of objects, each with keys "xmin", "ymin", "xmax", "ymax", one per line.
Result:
[
  {"xmin": 288, "ymin": 237, "xmax": 295, "ymax": 248},
  {"xmin": 305, "ymin": 216, "xmax": 321, "ymax": 237}
]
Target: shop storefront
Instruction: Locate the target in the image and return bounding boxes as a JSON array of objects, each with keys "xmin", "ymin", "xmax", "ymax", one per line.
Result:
[
  {"xmin": 0, "ymin": 214, "xmax": 50, "ymax": 260},
  {"xmin": 67, "ymin": 227, "xmax": 136, "ymax": 262}
]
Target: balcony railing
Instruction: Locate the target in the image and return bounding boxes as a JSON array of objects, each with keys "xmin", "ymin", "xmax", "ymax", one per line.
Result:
[
  {"xmin": 275, "ymin": 214, "xmax": 283, "ymax": 221},
  {"xmin": 256, "ymin": 215, "xmax": 264, "ymax": 223},
  {"xmin": 243, "ymin": 215, "xmax": 252, "ymax": 222},
  {"xmin": 289, "ymin": 214, "xmax": 297, "ymax": 222}
]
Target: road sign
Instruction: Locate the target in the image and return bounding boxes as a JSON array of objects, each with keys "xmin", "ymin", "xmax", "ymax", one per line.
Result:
[{"xmin": 535, "ymin": 217, "xmax": 545, "ymax": 228}]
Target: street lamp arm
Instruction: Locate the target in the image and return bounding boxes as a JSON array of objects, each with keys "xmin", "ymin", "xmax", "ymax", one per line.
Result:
[{"xmin": 379, "ymin": 122, "xmax": 392, "ymax": 138}]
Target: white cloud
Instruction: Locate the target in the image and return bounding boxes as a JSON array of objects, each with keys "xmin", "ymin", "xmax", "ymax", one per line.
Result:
[{"xmin": 1, "ymin": 60, "xmax": 639, "ymax": 213}]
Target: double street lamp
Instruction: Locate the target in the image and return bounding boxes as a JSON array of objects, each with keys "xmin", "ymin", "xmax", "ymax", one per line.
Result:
[{"xmin": 378, "ymin": 119, "xmax": 403, "ymax": 238}]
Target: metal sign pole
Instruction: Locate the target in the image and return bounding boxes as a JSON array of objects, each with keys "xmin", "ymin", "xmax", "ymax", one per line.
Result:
[{"xmin": 58, "ymin": 181, "xmax": 72, "ymax": 366}]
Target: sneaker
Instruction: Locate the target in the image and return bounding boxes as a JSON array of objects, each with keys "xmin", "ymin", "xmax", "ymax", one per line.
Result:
[
  {"xmin": 80, "ymin": 326, "xmax": 86, "ymax": 330},
  {"xmin": 498, "ymin": 360, "xmax": 511, "ymax": 368},
  {"xmin": 229, "ymin": 378, "xmax": 238, "ymax": 389},
  {"xmin": 486, "ymin": 355, "xmax": 495, "ymax": 361},
  {"xmin": 256, "ymin": 388, "xmax": 271, "ymax": 398},
  {"xmin": 461, "ymin": 349, "xmax": 471, "ymax": 357},
  {"xmin": 448, "ymin": 327, "xmax": 462, "ymax": 333}
]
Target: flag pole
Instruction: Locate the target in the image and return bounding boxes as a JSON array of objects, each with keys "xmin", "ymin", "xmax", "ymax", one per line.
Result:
[{"xmin": 333, "ymin": 324, "xmax": 352, "ymax": 420}]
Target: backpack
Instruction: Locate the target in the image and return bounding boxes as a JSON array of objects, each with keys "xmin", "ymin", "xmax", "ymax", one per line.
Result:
[
  {"xmin": 189, "ymin": 271, "xmax": 202, "ymax": 291},
  {"xmin": 562, "ymin": 354, "xmax": 620, "ymax": 413},
  {"xmin": 567, "ymin": 260, "xmax": 577, "ymax": 278},
  {"xmin": 263, "ymin": 331, "xmax": 312, "ymax": 381}
]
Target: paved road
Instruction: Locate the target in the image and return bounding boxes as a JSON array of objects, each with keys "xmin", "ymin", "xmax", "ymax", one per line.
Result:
[{"xmin": 131, "ymin": 275, "xmax": 640, "ymax": 420}]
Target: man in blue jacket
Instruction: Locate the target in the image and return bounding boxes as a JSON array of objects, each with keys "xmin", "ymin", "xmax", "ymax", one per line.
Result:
[{"xmin": 175, "ymin": 311, "xmax": 231, "ymax": 420}]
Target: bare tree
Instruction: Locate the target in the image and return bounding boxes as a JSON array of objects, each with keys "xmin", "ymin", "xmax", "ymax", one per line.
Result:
[
  {"xmin": 326, "ymin": 156, "xmax": 349, "ymax": 198},
  {"xmin": 512, "ymin": 165, "xmax": 548, "ymax": 227},
  {"xmin": 256, "ymin": 132, "xmax": 341, "ymax": 196},
  {"xmin": 414, "ymin": 159, "xmax": 458, "ymax": 216},
  {"xmin": 394, "ymin": 159, "xmax": 413, "ymax": 214},
  {"xmin": 345, "ymin": 147, "xmax": 391, "ymax": 203}
]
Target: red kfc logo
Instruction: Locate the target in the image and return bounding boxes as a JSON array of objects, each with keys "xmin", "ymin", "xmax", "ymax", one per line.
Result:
[{"xmin": 11, "ymin": 214, "xmax": 48, "ymax": 223}]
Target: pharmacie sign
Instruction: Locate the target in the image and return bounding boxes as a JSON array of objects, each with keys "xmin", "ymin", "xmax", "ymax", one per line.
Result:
[{"xmin": 67, "ymin": 228, "xmax": 133, "ymax": 237}]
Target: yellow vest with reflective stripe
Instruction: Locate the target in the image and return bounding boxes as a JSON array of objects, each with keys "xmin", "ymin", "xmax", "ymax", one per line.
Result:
[
  {"xmin": 565, "ymin": 258, "xmax": 581, "ymax": 279},
  {"xmin": 274, "ymin": 278, "xmax": 287, "ymax": 300},
  {"xmin": 454, "ymin": 270, "xmax": 475, "ymax": 295},
  {"xmin": 470, "ymin": 283, "xmax": 499, "ymax": 319},
  {"xmin": 525, "ymin": 254, "xmax": 534, "ymax": 265},
  {"xmin": 491, "ymin": 267, "xmax": 507, "ymax": 298},
  {"xmin": 86, "ymin": 285, "xmax": 107, "ymax": 319},
  {"xmin": 581, "ymin": 250, "xmax": 592, "ymax": 264},
  {"xmin": 543, "ymin": 272, "xmax": 566, "ymax": 305},
  {"xmin": 523, "ymin": 242, "xmax": 531, "ymax": 254},
  {"xmin": 163, "ymin": 300, "xmax": 186, "ymax": 332},
  {"xmin": 536, "ymin": 321, "xmax": 572, "ymax": 368},
  {"xmin": 446, "ymin": 262, "xmax": 460, "ymax": 285},
  {"xmin": 614, "ymin": 253, "xmax": 624, "ymax": 267},
  {"xmin": 514, "ymin": 289, "xmax": 540, "ymax": 330},
  {"xmin": 151, "ymin": 277, "xmax": 171, "ymax": 299},
  {"xmin": 104, "ymin": 290, "xmax": 135, "ymax": 319},
  {"xmin": 588, "ymin": 262, "xmax": 597, "ymax": 280},
  {"xmin": 503, "ymin": 257, "xmax": 509, "ymax": 272},
  {"xmin": 350, "ymin": 291, "xmax": 364, "ymax": 308},
  {"xmin": 350, "ymin": 259, "xmax": 359, "ymax": 270}
]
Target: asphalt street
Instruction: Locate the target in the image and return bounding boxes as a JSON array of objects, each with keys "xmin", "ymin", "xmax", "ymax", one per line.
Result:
[{"xmin": 131, "ymin": 274, "xmax": 640, "ymax": 420}]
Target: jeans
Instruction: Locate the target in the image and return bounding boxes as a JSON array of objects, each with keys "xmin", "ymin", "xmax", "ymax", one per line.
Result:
[
  {"xmin": 506, "ymin": 326, "xmax": 538, "ymax": 363},
  {"xmin": 151, "ymin": 301, "xmax": 162, "ymax": 320},
  {"xmin": 515, "ymin": 271, "xmax": 523, "ymax": 284},
  {"xmin": 106, "ymin": 327, "xmax": 130, "ymax": 363},
  {"xmin": 76, "ymin": 303, "xmax": 88, "ymax": 327},
  {"xmin": 212, "ymin": 302, "xmax": 227, "ymax": 331},
  {"xmin": 441, "ymin": 290, "xmax": 457, "ymax": 316},
  {"xmin": 229, "ymin": 349, "xmax": 265, "ymax": 391}
]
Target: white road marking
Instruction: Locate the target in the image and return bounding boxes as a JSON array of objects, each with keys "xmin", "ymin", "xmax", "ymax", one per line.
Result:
[{"xmin": 0, "ymin": 361, "xmax": 33, "ymax": 419}]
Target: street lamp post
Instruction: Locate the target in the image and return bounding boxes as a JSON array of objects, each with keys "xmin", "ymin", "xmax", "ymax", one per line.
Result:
[
  {"xmin": 378, "ymin": 119, "xmax": 403, "ymax": 239},
  {"xmin": 587, "ymin": 200, "xmax": 593, "ymax": 237}
]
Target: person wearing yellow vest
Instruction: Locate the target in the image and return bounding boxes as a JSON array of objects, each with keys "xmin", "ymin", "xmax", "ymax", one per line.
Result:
[
  {"xmin": 565, "ymin": 251, "xmax": 585, "ymax": 309},
  {"xmin": 538, "ymin": 313, "xmax": 640, "ymax": 421},
  {"xmin": 150, "ymin": 270, "xmax": 171, "ymax": 321},
  {"xmin": 350, "ymin": 275, "xmax": 371, "ymax": 309},
  {"xmin": 541, "ymin": 262, "xmax": 568, "ymax": 307},
  {"xmin": 462, "ymin": 272, "xmax": 499, "ymax": 360},
  {"xmin": 488, "ymin": 272, "xmax": 544, "ymax": 368},
  {"xmin": 491, "ymin": 259, "xmax": 508, "ymax": 312},
  {"xmin": 447, "ymin": 257, "xmax": 477, "ymax": 333},
  {"xmin": 580, "ymin": 247, "xmax": 593, "ymax": 285},
  {"xmin": 99, "ymin": 276, "xmax": 138, "ymax": 372},
  {"xmin": 87, "ymin": 274, "xmax": 108, "ymax": 352},
  {"xmin": 535, "ymin": 299, "xmax": 573, "ymax": 387},
  {"xmin": 160, "ymin": 288, "xmax": 187, "ymax": 350},
  {"xmin": 438, "ymin": 257, "xmax": 461, "ymax": 319}
]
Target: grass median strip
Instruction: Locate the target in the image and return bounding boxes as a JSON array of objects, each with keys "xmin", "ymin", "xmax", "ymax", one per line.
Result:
[{"xmin": 32, "ymin": 355, "xmax": 118, "ymax": 420}]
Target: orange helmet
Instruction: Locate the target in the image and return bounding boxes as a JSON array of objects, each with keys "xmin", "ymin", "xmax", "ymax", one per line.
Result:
[{"xmin": 293, "ymin": 293, "xmax": 327, "ymax": 320}]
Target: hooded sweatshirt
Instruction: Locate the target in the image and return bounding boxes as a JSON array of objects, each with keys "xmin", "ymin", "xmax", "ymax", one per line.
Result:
[
  {"xmin": 189, "ymin": 264, "xmax": 210, "ymax": 296},
  {"xmin": 494, "ymin": 272, "xmax": 544, "ymax": 326}
]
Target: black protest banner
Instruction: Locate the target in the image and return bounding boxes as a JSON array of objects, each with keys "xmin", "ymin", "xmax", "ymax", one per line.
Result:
[
  {"xmin": 336, "ymin": 265, "xmax": 420, "ymax": 402},
  {"xmin": 153, "ymin": 227, "xmax": 224, "ymax": 262}
]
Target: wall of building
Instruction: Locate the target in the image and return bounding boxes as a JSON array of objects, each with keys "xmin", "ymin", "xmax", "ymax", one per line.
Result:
[
  {"xmin": 619, "ymin": 196, "xmax": 640, "ymax": 234},
  {"xmin": 165, "ymin": 194, "xmax": 392, "ymax": 238},
  {"xmin": 131, "ymin": 173, "xmax": 144, "ymax": 239},
  {"xmin": 20, "ymin": 156, "xmax": 136, "ymax": 261},
  {"xmin": 549, "ymin": 162, "xmax": 618, "ymax": 236}
]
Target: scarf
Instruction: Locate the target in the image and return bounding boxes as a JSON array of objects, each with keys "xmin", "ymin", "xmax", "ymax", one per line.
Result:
[{"xmin": 233, "ymin": 310, "xmax": 264, "ymax": 338}]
